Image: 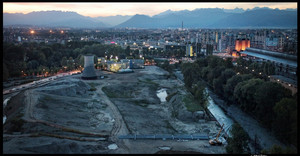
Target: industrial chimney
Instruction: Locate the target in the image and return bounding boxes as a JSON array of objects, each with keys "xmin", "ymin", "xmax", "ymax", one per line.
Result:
[{"xmin": 81, "ymin": 55, "xmax": 97, "ymax": 80}]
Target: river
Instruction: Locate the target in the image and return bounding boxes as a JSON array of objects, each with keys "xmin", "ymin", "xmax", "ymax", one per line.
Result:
[{"xmin": 206, "ymin": 88, "xmax": 234, "ymax": 137}]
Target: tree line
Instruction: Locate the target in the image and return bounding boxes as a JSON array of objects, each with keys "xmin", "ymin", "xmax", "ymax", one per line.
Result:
[
  {"xmin": 180, "ymin": 55, "xmax": 297, "ymax": 153},
  {"xmin": 3, "ymin": 41, "xmax": 130, "ymax": 81}
]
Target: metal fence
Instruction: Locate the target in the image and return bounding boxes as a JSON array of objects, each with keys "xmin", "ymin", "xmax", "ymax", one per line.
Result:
[{"xmin": 118, "ymin": 134, "xmax": 209, "ymax": 140}]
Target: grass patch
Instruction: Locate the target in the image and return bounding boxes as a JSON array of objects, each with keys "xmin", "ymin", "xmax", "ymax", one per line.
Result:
[
  {"xmin": 102, "ymin": 86, "xmax": 132, "ymax": 98},
  {"xmin": 182, "ymin": 94, "xmax": 204, "ymax": 112},
  {"xmin": 138, "ymin": 78, "xmax": 159, "ymax": 86},
  {"xmin": 88, "ymin": 83, "xmax": 98, "ymax": 91},
  {"xmin": 132, "ymin": 99, "xmax": 149, "ymax": 107}
]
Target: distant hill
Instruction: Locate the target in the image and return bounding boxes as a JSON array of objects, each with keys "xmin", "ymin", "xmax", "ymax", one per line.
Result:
[
  {"xmin": 3, "ymin": 7, "xmax": 297, "ymax": 29},
  {"xmin": 116, "ymin": 7, "xmax": 297, "ymax": 29},
  {"xmin": 94, "ymin": 15, "xmax": 132, "ymax": 26},
  {"xmin": 213, "ymin": 8, "xmax": 297, "ymax": 28},
  {"xmin": 3, "ymin": 10, "xmax": 108, "ymax": 28}
]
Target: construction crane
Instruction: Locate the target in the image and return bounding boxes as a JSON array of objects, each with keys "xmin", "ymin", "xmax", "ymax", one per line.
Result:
[{"xmin": 209, "ymin": 123, "xmax": 224, "ymax": 146}]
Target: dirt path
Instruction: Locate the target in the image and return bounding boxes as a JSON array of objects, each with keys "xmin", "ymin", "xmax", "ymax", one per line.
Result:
[{"xmin": 95, "ymin": 82, "xmax": 130, "ymax": 153}]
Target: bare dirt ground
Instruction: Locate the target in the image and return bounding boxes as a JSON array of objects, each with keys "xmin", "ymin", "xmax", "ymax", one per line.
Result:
[{"xmin": 3, "ymin": 66, "xmax": 225, "ymax": 154}]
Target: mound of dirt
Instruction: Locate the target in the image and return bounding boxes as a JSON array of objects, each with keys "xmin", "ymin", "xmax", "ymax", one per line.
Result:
[{"xmin": 35, "ymin": 79, "xmax": 90, "ymax": 97}]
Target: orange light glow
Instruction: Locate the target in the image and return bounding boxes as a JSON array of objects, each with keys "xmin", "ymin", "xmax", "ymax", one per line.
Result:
[
  {"xmin": 49, "ymin": 30, "xmax": 52, "ymax": 33},
  {"xmin": 61, "ymin": 30, "xmax": 64, "ymax": 34},
  {"xmin": 235, "ymin": 39, "xmax": 250, "ymax": 52},
  {"xmin": 30, "ymin": 30, "xmax": 35, "ymax": 34}
]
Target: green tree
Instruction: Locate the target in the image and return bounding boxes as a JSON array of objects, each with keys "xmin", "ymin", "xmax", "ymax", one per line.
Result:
[
  {"xmin": 254, "ymin": 82, "xmax": 292, "ymax": 128},
  {"xmin": 61, "ymin": 56, "xmax": 68, "ymax": 67},
  {"xmin": 272, "ymin": 98, "xmax": 297, "ymax": 146},
  {"xmin": 233, "ymin": 78, "xmax": 264, "ymax": 113},
  {"xmin": 224, "ymin": 57, "xmax": 233, "ymax": 68},
  {"xmin": 213, "ymin": 77, "xmax": 223, "ymax": 95},
  {"xmin": 206, "ymin": 66, "xmax": 225, "ymax": 85},
  {"xmin": 3, "ymin": 62, "xmax": 9, "ymax": 81},
  {"xmin": 226, "ymin": 123, "xmax": 250, "ymax": 154},
  {"xmin": 224, "ymin": 74, "xmax": 252, "ymax": 104},
  {"xmin": 125, "ymin": 46, "xmax": 131, "ymax": 56},
  {"xmin": 194, "ymin": 81, "xmax": 208, "ymax": 107}
]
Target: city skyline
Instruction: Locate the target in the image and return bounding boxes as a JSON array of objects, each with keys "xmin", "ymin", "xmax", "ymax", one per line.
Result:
[{"xmin": 3, "ymin": 2, "xmax": 297, "ymax": 17}]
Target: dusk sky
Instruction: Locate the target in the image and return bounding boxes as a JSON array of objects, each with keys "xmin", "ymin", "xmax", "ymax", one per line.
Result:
[{"xmin": 3, "ymin": 2, "xmax": 297, "ymax": 17}]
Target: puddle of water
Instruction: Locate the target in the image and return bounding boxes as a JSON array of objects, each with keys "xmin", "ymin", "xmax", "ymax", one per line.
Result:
[
  {"xmin": 108, "ymin": 144, "xmax": 118, "ymax": 150},
  {"xmin": 156, "ymin": 88, "xmax": 167, "ymax": 103},
  {"xmin": 3, "ymin": 97, "xmax": 11, "ymax": 108},
  {"xmin": 3, "ymin": 116, "xmax": 7, "ymax": 125},
  {"xmin": 158, "ymin": 146, "xmax": 171, "ymax": 150}
]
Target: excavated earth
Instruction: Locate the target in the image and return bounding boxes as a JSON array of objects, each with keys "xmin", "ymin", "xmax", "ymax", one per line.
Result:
[{"xmin": 3, "ymin": 66, "xmax": 226, "ymax": 154}]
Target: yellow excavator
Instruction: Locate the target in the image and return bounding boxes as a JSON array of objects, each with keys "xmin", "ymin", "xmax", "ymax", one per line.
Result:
[{"xmin": 209, "ymin": 123, "xmax": 224, "ymax": 145}]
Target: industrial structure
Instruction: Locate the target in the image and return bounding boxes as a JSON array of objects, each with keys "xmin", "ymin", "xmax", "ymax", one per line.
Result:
[
  {"xmin": 241, "ymin": 47, "xmax": 297, "ymax": 80},
  {"xmin": 81, "ymin": 55, "xmax": 97, "ymax": 80},
  {"xmin": 235, "ymin": 38, "xmax": 250, "ymax": 52}
]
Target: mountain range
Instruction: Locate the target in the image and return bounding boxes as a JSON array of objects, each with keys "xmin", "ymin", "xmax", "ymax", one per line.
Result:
[
  {"xmin": 3, "ymin": 11, "xmax": 109, "ymax": 28},
  {"xmin": 3, "ymin": 7, "xmax": 297, "ymax": 29}
]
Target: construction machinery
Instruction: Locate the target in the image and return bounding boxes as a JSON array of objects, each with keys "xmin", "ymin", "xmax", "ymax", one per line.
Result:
[{"xmin": 209, "ymin": 123, "xmax": 224, "ymax": 145}]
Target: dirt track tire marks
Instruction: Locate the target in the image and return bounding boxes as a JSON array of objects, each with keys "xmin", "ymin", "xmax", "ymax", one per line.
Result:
[{"xmin": 96, "ymin": 83, "xmax": 130, "ymax": 153}]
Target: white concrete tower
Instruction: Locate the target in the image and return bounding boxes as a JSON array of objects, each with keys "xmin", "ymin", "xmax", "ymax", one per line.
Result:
[{"xmin": 82, "ymin": 55, "xmax": 97, "ymax": 79}]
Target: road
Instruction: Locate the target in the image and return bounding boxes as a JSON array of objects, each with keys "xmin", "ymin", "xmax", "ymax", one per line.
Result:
[{"xmin": 3, "ymin": 70, "xmax": 81, "ymax": 95}]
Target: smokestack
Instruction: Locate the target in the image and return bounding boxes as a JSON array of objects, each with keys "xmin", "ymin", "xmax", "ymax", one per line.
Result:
[{"xmin": 82, "ymin": 55, "xmax": 97, "ymax": 80}]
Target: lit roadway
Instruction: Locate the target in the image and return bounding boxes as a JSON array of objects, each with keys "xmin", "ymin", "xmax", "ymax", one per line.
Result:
[{"xmin": 3, "ymin": 70, "xmax": 81, "ymax": 96}]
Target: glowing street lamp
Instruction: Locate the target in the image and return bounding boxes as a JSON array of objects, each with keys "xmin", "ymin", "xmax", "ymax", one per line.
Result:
[
  {"xmin": 30, "ymin": 30, "xmax": 35, "ymax": 34},
  {"xmin": 61, "ymin": 30, "xmax": 64, "ymax": 34}
]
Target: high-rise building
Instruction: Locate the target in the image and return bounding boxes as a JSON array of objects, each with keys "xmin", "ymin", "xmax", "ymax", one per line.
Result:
[
  {"xmin": 215, "ymin": 32, "xmax": 218, "ymax": 43},
  {"xmin": 186, "ymin": 44, "xmax": 193, "ymax": 57}
]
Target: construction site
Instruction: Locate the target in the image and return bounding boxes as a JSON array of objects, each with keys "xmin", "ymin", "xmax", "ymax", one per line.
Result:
[{"xmin": 3, "ymin": 64, "xmax": 226, "ymax": 154}]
